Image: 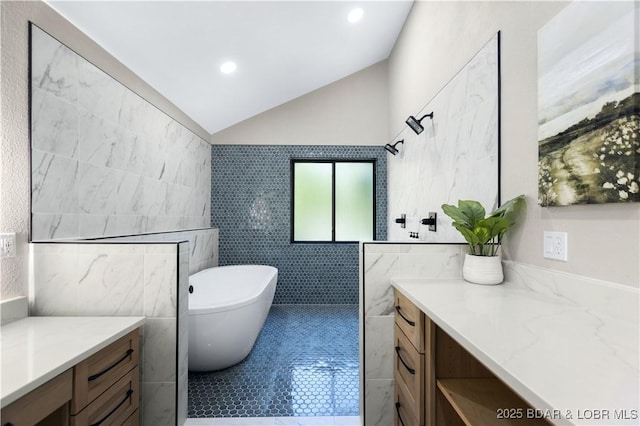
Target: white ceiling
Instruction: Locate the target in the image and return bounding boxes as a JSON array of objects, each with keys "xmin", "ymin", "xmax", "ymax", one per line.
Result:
[{"xmin": 47, "ymin": 1, "xmax": 413, "ymax": 135}]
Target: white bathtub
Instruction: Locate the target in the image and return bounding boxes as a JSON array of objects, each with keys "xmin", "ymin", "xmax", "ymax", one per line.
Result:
[{"xmin": 188, "ymin": 265, "xmax": 277, "ymax": 371}]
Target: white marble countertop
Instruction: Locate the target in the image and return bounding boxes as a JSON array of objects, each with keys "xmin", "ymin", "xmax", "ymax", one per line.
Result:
[
  {"xmin": 392, "ymin": 278, "xmax": 639, "ymax": 425},
  {"xmin": 0, "ymin": 316, "xmax": 145, "ymax": 407}
]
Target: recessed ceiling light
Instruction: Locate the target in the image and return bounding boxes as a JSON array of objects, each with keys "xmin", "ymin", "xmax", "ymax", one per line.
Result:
[
  {"xmin": 347, "ymin": 8, "xmax": 363, "ymax": 23},
  {"xmin": 220, "ymin": 61, "xmax": 237, "ymax": 74}
]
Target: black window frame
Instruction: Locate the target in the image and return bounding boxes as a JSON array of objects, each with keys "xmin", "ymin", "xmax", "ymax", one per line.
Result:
[{"xmin": 290, "ymin": 159, "xmax": 377, "ymax": 244}]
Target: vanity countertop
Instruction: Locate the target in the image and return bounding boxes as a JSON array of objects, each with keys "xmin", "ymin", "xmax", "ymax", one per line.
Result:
[
  {"xmin": 392, "ymin": 278, "xmax": 639, "ymax": 425},
  {"xmin": 0, "ymin": 315, "xmax": 145, "ymax": 408}
]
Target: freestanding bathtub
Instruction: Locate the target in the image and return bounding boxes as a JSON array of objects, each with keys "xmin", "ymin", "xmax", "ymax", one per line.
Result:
[{"xmin": 188, "ymin": 265, "xmax": 277, "ymax": 371}]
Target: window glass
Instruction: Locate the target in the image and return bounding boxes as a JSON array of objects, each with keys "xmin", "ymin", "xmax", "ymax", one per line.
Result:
[
  {"xmin": 293, "ymin": 162, "xmax": 333, "ymax": 241},
  {"xmin": 335, "ymin": 162, "xmax": 374, "ymax": 241}
]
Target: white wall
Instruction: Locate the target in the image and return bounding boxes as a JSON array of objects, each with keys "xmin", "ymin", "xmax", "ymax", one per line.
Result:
[
  {"xmin": 388, "ymin": 1, "xmax": 640, "ymax": 288},
  {"xmin": 0, "ymin": 1, "xmax": 209, "ymax": 300},
  {"xmin": 210, "ymin": 60, "xmax": 389, "ymax": 146}
]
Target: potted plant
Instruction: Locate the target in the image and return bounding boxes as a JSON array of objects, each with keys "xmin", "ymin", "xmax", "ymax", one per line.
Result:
[{"xmin": 441, "ymin": 195, "xmax": 525, "ymax": 285}]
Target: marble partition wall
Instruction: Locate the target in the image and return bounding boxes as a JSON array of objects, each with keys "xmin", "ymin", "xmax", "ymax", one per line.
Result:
[
  {"xmin": 111, "ymin": 228, "xmax": 219, "ymax": 275},
  {"xmin": 30, "ymin": 25, "xmax": 211, "ymax": 241},
  {"xmin": 30, "ymin": 241, "xmax": 189, "ymax": 426},
  {"xmin": 360, "ymin": 242, "xmax": 465, "ymax": 426},
  {"xmin": 387, "ymin": 33, "xmax": 500, "ymax": 242}
]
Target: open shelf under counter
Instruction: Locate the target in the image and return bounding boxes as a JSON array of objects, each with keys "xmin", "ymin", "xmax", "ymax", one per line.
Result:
[{"xmin": 437, "ymin": 378, "xmax": 549, "ymax": 426}]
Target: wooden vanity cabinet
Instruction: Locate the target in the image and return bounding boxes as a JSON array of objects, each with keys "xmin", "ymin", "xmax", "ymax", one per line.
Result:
[
  {"xmin": 1, "ymin": 329, "xmax": 140, "ymax": 426},
  {"xmin": 71, "ymin": 329, "xmax": 140, "ymax": 425},
  {"xmin": 1, "ymin": 369, "xmax": 73, "ymax": 426},
  {"xmin": 394, "ymin": 290, "xmax": 549, "ymax": 426}
]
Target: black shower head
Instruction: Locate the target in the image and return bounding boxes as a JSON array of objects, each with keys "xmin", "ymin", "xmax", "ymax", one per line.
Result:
[
  {"xmin": 406, "ymin": 112, "xmax": 434, "ymax": 135},
  {"xmin": 384, "ymin": 139, "xmax": 404, "ymax": 156}
]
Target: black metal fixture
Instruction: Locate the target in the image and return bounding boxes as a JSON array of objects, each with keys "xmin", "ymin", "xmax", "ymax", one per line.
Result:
[
  {"xmin": 384, "ymin": 139, "xmax": 404, "ymax": 155},
  {"xmin": 405, "ymin": 112, "xmax": 434, "ymax": 135},
  {"xmin": 394, "ymin": 213, "xmax": 406, "ymax": 228},
  {"xmin": 420, "ymin": 212, "xmax": 437, "ymax": 232}
]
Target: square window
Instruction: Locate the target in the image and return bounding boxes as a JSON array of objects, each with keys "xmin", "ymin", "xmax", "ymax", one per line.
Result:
[{"xmin": 291, "ymin": 160, "xmax": 375, "ymax": 242}]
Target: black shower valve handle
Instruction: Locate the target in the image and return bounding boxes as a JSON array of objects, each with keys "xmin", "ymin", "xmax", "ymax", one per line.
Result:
[
  {"xmin": 394, "ymin": 213, "xmax": 407, "ymax": 229},
  {"xmin": 421, "ymin": 212, "xmax": 437, "ymax": 232}
]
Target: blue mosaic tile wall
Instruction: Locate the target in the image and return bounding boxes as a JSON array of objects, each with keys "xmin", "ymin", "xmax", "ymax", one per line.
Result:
[{"xmin": 211, "ymin": 145, "xmax": 387, "ymax": 304}]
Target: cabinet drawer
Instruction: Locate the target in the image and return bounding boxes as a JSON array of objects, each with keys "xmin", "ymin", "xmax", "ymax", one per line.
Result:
[
  {"xmin": 72, "ymin": 329, "xmax": 139, "ymax": 413},
  {"xmin": 395, "ymin": 290, "xmax": 424, "ymax": 352},
  {"xmin": 394, "ymin": 324, "xmax": 424, "ymax": 408},
  {"xmin": 1, "ymin": 369, "xmax": 72, "ymax": 426},
  {"xmin": 395, "ymin": 381, "xmax": 423, "ymax": 426},
  {"xmin": 121, "ymin": 409, "xmax": 140, "ymax": 426},
  {"xmin": 71, "ymin": 366, "xmax": 139, "ymax": 426}
]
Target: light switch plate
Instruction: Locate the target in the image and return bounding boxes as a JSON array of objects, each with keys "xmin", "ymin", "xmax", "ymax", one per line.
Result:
[{"xmin": 543, "ymin": 231, "xmax": 568, "ymax": 261}]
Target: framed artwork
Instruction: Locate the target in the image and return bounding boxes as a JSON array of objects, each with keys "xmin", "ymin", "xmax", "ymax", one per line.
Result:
[{"xmin": 538, "ymin": 1, "xmax": 639, "ymax": 206}]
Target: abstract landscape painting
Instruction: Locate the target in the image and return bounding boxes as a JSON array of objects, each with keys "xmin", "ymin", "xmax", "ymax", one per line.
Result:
[{"xmin": 538, "ymin": 2, "xmax": 639, "ymax": 206}]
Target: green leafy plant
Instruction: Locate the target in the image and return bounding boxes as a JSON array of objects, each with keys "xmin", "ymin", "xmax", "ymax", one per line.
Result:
[{"xmin": 441, "ymin": 195, "xmax": 525, "ymax": 256}]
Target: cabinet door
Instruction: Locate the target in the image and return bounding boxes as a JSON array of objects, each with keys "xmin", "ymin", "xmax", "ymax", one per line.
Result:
[{"xmin": 1, "ymin": 369, "xmax": 72, "ymax": 426}]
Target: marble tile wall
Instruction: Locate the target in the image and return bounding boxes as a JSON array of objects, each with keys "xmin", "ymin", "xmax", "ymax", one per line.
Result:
[
  {"xmin": 111, "ymin": 228, "xmax": 219, "ymax": 275},
  {"xmin": 30, "ymin": 25, "xmax": 211, "ymax": 241},
  {"xmin": 359, "ymin": 242, "xmax": 464, "ymax": 426},
  {"xmin": 387, "ymin": 32, "xmax": 500, "ymax": 242},
  {"xmin": 30, "ymin": 241, "xmax": 187, "ymax": 426}
]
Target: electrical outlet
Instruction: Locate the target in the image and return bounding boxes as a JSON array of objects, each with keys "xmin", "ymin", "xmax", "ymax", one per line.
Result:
[
  {"xmin": 543, "ymin": 231, "xmax": 567, "ymax": 261},
  {"xmin": 0, "ymin": 233, "xmax": 16, "ymax": 258}
]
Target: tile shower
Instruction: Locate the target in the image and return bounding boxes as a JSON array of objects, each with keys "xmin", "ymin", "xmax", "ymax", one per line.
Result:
[
  {"xmin": 211, "ymin": 144, "xmax": 387, "ymax": 304},
  {"xmin": 190, "ymin": 144, "xmax": 387, "ymax": 419}
]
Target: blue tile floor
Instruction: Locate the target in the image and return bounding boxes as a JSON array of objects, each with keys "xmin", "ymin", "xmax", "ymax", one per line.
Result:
[{"xmin": 188, "ymin": 305, "xmax": 359, "ymax": 418}]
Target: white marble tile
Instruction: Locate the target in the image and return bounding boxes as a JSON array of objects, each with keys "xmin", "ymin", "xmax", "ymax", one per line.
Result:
[
  {"xmin": 116, "ymin": 172, "xmax": 145, "ymax": 215},
  {"xmin": 116, "ymin": 215, "xmax": 147, "ymax": 236},
  {"xmin": 31, "ymin": 150, "xmax": 79, "ymax": 214},
  {"xmin": 364, "ymin": 380, "xmax": 393, "ymax": 426},
  {"xmin": 31, "ymin": 28, "xmax": 213, "ymax": 241},
  {"xmin": 142, "ymin": 319, "xmax": 177, "ymax": 382},
  {"xmin": 364, "ymin": 316, "xmax": 394, "ymax": 380},
  {"xmin": 387, "ymin": 33, "xmax": 499, "ymax": 243},
  {"xmin": 142, "ymin": 382, "xmax": 176, "ymax": 426},
  {"xmin": 78, "ymin": 163, "xmax": 121, "ymax": 215},
  {"xmin": 167, "ymin": 184, "xmax": 193, "ymax": 217},
  {"xmin": 363, "ymin": 245, "xmax": 462, "ymax": 316},
  {"xmin": 78, "ymin": 58, "xmax": 127, "ymax": 127},
  {"xmin": 76, "ymin": 251, "xmax": 144, "ymax": 315},
  {"xmin": 79, "ymin": 214, "xmax": 118, "ymax": 238},
  {"xmin": 144, "ymin": 254, "xmax": 178, "ymax": 317},
  {"xmin": 31, "ymin": 88, "xmax": 78, "ymax": 158},
  {"xmin": 177, "ymin": 372, "xmax": 188, "ymax": 426},
  {"xmin": 31, "ymin": 251, "xmax": 79, "ymax": 315},
  {"xmin": 31, "ymin": 213, "xmax": 79, "ymax": 240},
  {"xmin": 143, "ymin": 178, "xmax": 168, "ymax": 216},
  {"xmin": 30, "ymin": 26, "xmax": 78, "ymax": 103},
  {"xmin": 77, "ymin": 110, "xmax": 120, "ymax": 167}
]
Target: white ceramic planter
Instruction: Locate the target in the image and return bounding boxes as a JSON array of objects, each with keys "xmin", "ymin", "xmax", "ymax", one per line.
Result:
[{"xmin": 462, "ymin": 254, "xmax": 504, "ymax": 285}]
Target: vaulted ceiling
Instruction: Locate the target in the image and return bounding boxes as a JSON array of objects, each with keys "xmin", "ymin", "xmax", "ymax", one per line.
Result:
[{"xmin": 47, "ymin": 1, "xmax": 413, "ymax": 134}]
